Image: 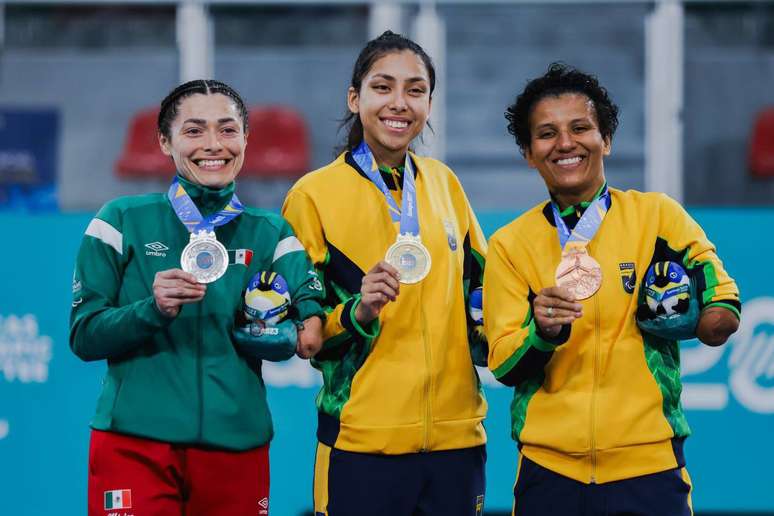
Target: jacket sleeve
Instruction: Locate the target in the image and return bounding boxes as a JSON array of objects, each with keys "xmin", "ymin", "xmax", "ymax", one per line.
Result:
[
  {"xmin": 483, "ymin": 231, "xmax": 569, "ymax": 387},
  {"xmin": 462, "ymin": 193, "xmax": 488, "ymax": 366},
  {"xmin": 282, "ymin": 188, "xmax": 380, "ymax": 354},
  {"xmin": 69, "ymin": 202, "xmax": 173, "ymax": 362},
  {"xmin": 657, "ymin": 194, "xmax": 741, "ymax": 318},
  {"xmin": 269, "ymin": 217, "xmax": 325, "ymax": 322}
]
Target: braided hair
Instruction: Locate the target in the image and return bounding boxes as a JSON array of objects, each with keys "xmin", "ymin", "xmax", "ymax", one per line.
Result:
[{"xmin": 157, "ymin": 80, "xmax": 249, "ymax": 139}]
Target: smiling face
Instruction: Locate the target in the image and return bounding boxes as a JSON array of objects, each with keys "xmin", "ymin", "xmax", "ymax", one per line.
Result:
[
  {"xmin": 526, "ymin": 93, "xmax": 611, "ymax": 208},
  {"xmin": 347, "ymin": 50, "xmax": 431, "ymax": 168},
  {"xmin": 158, "ymin": 93, "xmax": 247, "ymax": 189}
]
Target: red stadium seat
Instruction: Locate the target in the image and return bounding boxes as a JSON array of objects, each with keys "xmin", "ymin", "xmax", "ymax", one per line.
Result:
[
  {"xmin": 749, "ymin": 107, "xmax": 774, "ymax": 178},
  {"xmin": 242, "ymin": 106, "xmax": 310, "ymax": 179},
  {"xmin": 115, "ymin": 107, "xmax": 175, "ymax": 178}
]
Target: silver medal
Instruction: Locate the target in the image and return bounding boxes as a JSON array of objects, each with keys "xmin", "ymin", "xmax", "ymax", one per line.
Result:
[
  {"xmin": 181, "ymin": 230, "xmax": 228, "ymax": 284},
  {"xmin": 385, "ymin": 233, "xmax": 431, "ymax": 284}
]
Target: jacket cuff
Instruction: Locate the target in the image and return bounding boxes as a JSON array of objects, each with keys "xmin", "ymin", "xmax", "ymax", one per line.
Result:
[
  {"xmin": 139, "ymin": 297, "xmax": 176, "ymax": 329},
  {"xmin": 341, "ymin": 295, "xmax": 380, "ymax": 339},
  {"xmin": 294, "ymin": 299, "xmax": 326, "ymax": 322},
  {"xmin": 531, "ymin": 319, "xmax": 571, "ymax": 350},
  {"xmin": 703, "ymin": 301, "xmax": 741, "ymax": 320}
]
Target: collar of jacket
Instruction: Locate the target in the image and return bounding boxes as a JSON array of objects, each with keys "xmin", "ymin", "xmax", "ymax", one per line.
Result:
[
  {"xmin": 542, "ymin": 182, "xmax": 612, "ymax": 230},
  {"xmin": 175, "ymin": 174, "xmax": 237, "ymax": 217},
  {"xmin": 344, "ymin": 150, "xmax": 418, "ymax": 191}
]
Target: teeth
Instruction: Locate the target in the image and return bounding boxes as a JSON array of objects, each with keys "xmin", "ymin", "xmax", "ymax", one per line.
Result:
[
  {"xmin": 197, "ymin": 160, "xmax": 226, "ymax": 167},
  {"xmin": 384, "ymin": 119, "xmax": 408, "ymax": 129},
  {"xmin": 556, "ymin": 157, "xmax": 582, "ymax": 166}
]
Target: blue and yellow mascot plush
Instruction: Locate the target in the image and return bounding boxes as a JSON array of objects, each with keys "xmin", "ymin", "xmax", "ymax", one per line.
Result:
[{"xmin": 636, "ymin": 261, "xmax": 699, "ymax": 340}]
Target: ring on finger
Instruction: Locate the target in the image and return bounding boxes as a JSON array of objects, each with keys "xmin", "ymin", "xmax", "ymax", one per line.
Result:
[{"xmin": 546, "ymin": 306, "xmax": 554, "ymax": 318}]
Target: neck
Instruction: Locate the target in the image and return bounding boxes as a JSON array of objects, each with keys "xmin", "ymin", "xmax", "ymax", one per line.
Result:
[
  {"xmin": 176, "ymin": 174, "xmax": 235, "ymax": 216},
  {"xmin": 363, "ymin": 136, "xmax": 407, "ymax": 169},
  {"xmin": 552, "ymin": 177, "xmax": 606, "ymax": 211}
]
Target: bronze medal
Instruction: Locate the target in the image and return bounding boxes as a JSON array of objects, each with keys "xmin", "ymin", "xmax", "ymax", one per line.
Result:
[{"xmin": 554, "ymin": 247, "xmax": 602, "ymax": 300}]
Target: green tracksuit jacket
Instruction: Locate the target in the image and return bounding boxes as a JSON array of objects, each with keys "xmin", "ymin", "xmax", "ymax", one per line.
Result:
[{"xmin": 70, "ymin": 175, "xmax": 323, "ymax": 450}]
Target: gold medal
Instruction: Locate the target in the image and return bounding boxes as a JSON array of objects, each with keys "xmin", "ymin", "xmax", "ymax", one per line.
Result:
[{"xmin": 385, "ymin": 234, "xmax": 431, "ymax": 284}]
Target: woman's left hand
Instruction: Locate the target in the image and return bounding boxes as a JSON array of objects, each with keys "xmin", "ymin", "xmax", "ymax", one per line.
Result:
[
  {"xmin": 296, "ymin": 316, "xmax": 323, "ymax": 359},
  {"xmin": 696, "ymin": 306, "xmax": 739, "ymax": 346}
]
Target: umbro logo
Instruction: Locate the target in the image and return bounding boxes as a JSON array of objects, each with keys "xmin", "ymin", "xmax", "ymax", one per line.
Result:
[
  {"xmin": 258, "ymin": 496, "xmax": 269, "ymax": 514},
  {"xmin": 145, "ymin": 241, "xmax": 169, "ymax": 257}
]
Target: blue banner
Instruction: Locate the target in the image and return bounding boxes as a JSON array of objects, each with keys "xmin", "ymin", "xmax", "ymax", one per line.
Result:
[
  {"xmin": 0, "ymin": 109, "xmax": 59, "ymax": 212},
  {"xmin": 0, "ymin": 209, "xmax": 772, "ymax": 515}
]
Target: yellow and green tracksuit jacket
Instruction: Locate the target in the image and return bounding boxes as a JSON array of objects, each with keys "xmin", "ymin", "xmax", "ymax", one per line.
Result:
[
  {"xmin": 282, "ymin": 151, "xmax": 488, "ymax": 454},
  {"xmin": 484, "ymin": 187, "xmax": 740, "ymax": 484}
]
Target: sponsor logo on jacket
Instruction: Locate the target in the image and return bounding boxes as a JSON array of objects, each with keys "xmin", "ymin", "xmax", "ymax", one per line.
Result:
[{"xmin": 145, "ymin": 241, "xmax": 169, "ymax": 257}]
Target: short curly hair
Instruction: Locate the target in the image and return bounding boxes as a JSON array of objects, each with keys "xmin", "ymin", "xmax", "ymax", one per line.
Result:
[{"xmin": 505, "ymin": 63, "xmax": 619, "ymax": 156}]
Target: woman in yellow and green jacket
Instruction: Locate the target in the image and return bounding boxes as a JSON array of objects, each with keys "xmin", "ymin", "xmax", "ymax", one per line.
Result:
[{"xmin": 484, "ymin": 63, "xmax": 740, "ymax": 516}]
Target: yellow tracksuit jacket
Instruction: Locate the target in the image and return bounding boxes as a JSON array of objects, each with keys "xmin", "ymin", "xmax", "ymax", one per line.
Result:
[
  {"xmin": 484, "ymin": 187, "xmax": 740, "ymax": 483},
  {"xmin": 282, "ymin": 151, "xmax": 488, "ymax": 454}
]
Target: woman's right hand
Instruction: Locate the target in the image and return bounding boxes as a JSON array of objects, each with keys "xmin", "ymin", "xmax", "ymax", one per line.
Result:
[
  {"xmin": 533, "ymin": 286, "xmax": 583, "ymax": 338},
  {"xmin": 153, "ymin": 269, "xmax": 207, "ymax": 318},
  {"xmin": 355, "ymin": 261, "xmax": 401, "ymax": 325}
]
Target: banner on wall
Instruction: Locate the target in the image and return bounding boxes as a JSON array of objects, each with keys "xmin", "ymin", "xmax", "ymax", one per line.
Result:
[
  {"xmin": 0, "ymin": 211, "xmax": 772, "ymax": 515},
  {"xmin": 0, "ymin": 109, "xmax": 60, "ymax": 211}
]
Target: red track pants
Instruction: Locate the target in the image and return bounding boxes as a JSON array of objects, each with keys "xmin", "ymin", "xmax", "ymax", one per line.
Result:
[{"xmin": 88, "ymin": 429, "xmax": 270, "ymax": 516}]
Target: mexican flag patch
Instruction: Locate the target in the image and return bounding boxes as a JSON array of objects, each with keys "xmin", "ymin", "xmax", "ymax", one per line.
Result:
[
  {"xmin": 229, "ymin": 248, "xmax": 254, "ymax": 266},
  {"xmin": 104, "ymin": 489, "xmax": 132, "ymax": 509}
]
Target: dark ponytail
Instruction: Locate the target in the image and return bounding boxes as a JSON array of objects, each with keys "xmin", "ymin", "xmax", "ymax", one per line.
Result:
[{"xmin": 339, "ymin": 30, "xmax": 436, "ymax": 153}]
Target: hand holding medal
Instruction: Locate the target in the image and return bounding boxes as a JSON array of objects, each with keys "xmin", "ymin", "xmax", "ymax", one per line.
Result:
[
  {"xmin": 534, "ymin": 187, "xmax": 611, "ymax": 336},
  {"xmin": 168, "ymin": 178, "xmax": 244, "ymax": 284},
  {"xmin": 533, "ymin": 286, "xmax": 583, "ymax": 337},
  {"xmin": 355, "ymin": 261, "xmax": 401, "ymax": 325},
  {"xmin": 352, "ymin": 142, "xmax": 431, "ymax": 285},
  {"xmin": 152, "ymin": 268, "xmax": 206, "ymax": 318}
]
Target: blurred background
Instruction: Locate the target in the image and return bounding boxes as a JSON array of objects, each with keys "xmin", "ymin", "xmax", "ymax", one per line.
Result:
[{"xmin": 1, "ymin": 0, "xmax": 773, "ymax": 514}]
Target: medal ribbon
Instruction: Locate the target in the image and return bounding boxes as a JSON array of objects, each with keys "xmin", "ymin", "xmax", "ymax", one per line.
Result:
[
  {"xmin": 551, "ymin": 185, "xmax": 610, "ymax": 250},
  {"xmin": 167, "ymin": 177, "xmax": 244, "ymax": 233},
  {"xmin": 352, "ymin": 141, "xmax": 420, "ymax": 237}
]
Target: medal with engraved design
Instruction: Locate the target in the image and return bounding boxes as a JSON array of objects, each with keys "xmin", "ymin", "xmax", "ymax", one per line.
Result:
[
  {"xmin": 555, "ymin": 247, "xmax": 602, "ymax": 300},
  {"xmin": 550, "ymin": 186, "xmax": 611, "ymax": 300},
  {"xmin": 352, "ymin": 141, "xmax": 431, "ymax": 284},
  {"xmin": 168, "ymin": 177, "xmax": 244, "ymax": 284},
  {"xmin": 386, "ymin": 233, "xmax": 431, "ymax": 284},
  {"xmin": 181, "ymin": 229, "xmax": 229, "ymax": 284}
]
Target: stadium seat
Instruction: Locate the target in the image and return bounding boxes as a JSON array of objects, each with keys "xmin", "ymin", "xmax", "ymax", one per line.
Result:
[
  {"xmin": 749, "ymin": 107, "xmax": 774, "ymax": 178},
  {"xmin": 115, "ymin": 107, "xmax": 175, "ymax": 178},
  {"xmin": 242, "ymin": 106, "xmax": 310, "ymax": 179}
]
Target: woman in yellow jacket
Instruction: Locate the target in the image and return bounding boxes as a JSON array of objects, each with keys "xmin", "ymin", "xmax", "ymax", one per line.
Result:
[
  {"xmin": 282, "ymin": 31, "xmax": 488, "ymax": 516},
  {"xmin": 484, "ymin": 63, "xmax": 740, "ymax": 516}
]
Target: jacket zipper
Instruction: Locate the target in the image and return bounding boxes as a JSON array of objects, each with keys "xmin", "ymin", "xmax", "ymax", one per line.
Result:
[
  {"xmin": 420, "ymin": 283, "xmax": 433, "ymax": 452},
  {"xmin": 590, "ymin": 280, "xmax": 601, "ymax": 483},
  {"xmin": 196, "ymin": 303, "xmax": 203, "ymax": 441}
]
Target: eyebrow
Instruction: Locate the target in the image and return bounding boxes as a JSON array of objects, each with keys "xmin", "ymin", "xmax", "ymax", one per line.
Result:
[
  {"xmin": 182, "ymin": 117, "xmax": 238, "ymax": 125},
  {"xmin": 535, "ymin": 117, "xmax": 592, "ymax": 129},
  {"xmin": 370, "ymin": 73, "xmax": 428, "ymax": 84}
]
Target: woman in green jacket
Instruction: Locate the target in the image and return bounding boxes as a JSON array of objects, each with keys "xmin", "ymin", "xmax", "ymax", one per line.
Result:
[{"xmin": 70, "ymin": 79, "xmax": 323, "ymax": 515}]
